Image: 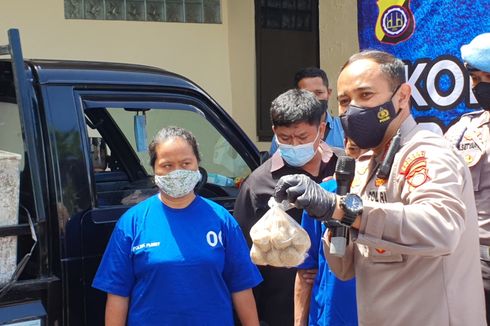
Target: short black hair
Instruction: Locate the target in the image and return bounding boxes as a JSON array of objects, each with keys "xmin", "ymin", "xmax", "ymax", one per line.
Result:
[
  {"xmin": 341, "ymin": 50, "xmax": 406, "ymax": 90},
  {"xmin": 270, "ymin": 89, "xmax": 324, "ymax": 127},
  {"xmin": 148, "ymin": 126, "xmax": 201, "ymax": 168},
  {"xmin": 293, "ymin": 67, "xmax": 329, "ymax": 88}
]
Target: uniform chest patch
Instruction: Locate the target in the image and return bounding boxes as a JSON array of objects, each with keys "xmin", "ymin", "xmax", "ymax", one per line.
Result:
[{"xmin": 459, "ymin": 128, "xmax": 484, "ymax": 167}]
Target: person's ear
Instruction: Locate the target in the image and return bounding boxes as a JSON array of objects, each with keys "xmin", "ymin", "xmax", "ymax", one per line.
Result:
[
  {"xmin": 318, "ymin": 121, "xmax": 327, "ymax": 141},
  {"xmin": 397, "ymin": 83, "xmax": 411, "ymax": 110}
]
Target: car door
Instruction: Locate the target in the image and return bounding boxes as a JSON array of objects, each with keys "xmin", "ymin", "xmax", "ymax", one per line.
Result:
[{"xmin": 76, "ymin": 89, "xmax": 260, "ymax": 325}]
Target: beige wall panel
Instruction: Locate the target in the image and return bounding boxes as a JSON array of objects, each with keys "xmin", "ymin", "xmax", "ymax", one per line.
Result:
[
  {"xmin": 319, "ymin": 0, "xmax": 359, "ymax": 116},
  {"xmin": 227, "ymin": 0, "xmax": 271, "ymax": 150}
]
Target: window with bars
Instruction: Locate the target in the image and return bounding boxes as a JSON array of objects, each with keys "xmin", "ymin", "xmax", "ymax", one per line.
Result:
[
  {"xmin": 260, "ymin": 0, "xmax": 312, "ymax": 31},
  {"xmin": 64, "ymin": 0, "xmax": 221, "ymax": 23}
]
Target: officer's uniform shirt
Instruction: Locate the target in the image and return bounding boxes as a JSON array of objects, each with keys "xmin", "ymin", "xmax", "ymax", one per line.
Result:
[
  {"xmin": 324, "ymin": 116, "xmax": 486, "ymax": 325},
  {"xmin": 446, "ymin": 110, "xmax": 490, "ymax": 289}
]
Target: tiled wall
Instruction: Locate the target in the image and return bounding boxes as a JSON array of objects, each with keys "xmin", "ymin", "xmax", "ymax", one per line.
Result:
[{"xmin": 64, "ymin": 0, "xmax": 221, "ymax": 23}]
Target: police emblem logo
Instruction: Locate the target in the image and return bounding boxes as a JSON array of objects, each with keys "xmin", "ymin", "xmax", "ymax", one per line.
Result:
[
  {"xmin": 377, "ymin": 107, "xmax": 391, "ymax": 122},
  {"xmin": 400, "ymin": 151, "xmax": 431, "ymax": 191},
  {"xmin": 375, "ymin": 178, "xmax": 386, "ymax": 187},
  {"xmin": 376, "ymin": 0, "xmax": 415, "ymax": 45},
  {"xmin": 461, "ymin": 148, "xmax": 482, "ymax": 167}
]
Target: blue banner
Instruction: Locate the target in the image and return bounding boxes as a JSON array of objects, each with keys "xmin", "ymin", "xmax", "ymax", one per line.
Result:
[{"xmin": 357, "ymin": 0, "xmax": 490, "ymax": 130}]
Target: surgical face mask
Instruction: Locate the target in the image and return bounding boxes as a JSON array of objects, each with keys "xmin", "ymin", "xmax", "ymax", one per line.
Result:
[
  {"xmin": 277, "ymin": 130, "xmax": 320, "ymax": 167},
  {"xmin": 340, "ymin": 87, "xmax": 401, "ymax": 149},
  {"xmin": 473, "ymin": 82, "xmax": 490, "ymax": 110},
  {"xmin": 154, "ymin": 169, "xmax": 202, "ymax": 198}
]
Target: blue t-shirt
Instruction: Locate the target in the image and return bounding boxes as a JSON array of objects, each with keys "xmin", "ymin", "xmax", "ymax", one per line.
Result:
[
  {"xmin": 298, "ymin": 180, "xmax": 358, "ymax": 326},
  {"xmin": 269, "ymin": 114, "xmax": 345, "ymax": 154},
  {"xmin": 92, "ymin": 195, "xmax": 262, "ymax": 325}
]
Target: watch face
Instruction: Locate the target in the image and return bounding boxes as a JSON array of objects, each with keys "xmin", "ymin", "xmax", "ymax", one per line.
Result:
[{"xmin": 345, "ymin": 194, "xmax": 363, "ymax": 213}]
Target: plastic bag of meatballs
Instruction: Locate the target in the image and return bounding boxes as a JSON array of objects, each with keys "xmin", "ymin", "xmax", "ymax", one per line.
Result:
[{"xmin": 249, "ymin": 198, "xmax": 311, "ymax": 267}]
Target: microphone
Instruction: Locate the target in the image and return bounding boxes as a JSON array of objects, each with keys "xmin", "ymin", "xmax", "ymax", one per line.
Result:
[{"xmin": 329, "ymin": 155, "xmax": 356, "ymax": 257}]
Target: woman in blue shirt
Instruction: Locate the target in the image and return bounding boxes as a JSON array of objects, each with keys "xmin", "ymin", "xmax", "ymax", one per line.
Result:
[{"xmin": 93, "ymin": 126, "xmax": 262, "ymax": 326}]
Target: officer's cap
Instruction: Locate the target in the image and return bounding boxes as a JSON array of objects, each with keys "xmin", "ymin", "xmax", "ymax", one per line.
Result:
[{"xmin": 461, "ymin": 33, "xmax": 490, "ymax": 73}]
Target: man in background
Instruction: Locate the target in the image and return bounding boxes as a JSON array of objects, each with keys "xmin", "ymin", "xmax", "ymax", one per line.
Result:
[
  {"xmin": 234, "ymin": 89, "xmax": 337, "ymax": 325},
  {"xmin": 270, "ymin": 67, "xmax": 344, "ymax": 154},
  {"xmin": 445, "ymin": 32, "xmax": 490, "ymax": 323},
  {"xmin": 294, "ymin": 139, "xmax": 364, "ymax": 326}
]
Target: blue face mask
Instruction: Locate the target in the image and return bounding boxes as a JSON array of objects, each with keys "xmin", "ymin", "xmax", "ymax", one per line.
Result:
[{"xmin": 277, "ymin": 130, "xmax": 320, "ymax": 167}]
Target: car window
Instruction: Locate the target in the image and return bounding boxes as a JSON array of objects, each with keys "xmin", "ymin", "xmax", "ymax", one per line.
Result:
[
  {"xmin": 0, "ymin": 102, "xmax": 25, "ymax": 169},
  {"xmin": 83, "ymin": 101, "xmax": 251, "ymax": 207},
  {"xmin": 107, "ymin": 107, "xmax": 250, "ymax": 180}
]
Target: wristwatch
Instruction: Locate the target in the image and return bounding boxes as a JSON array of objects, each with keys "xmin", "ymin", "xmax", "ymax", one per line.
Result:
[{"xmin": 339, "ymin": 193, "xmax": 363, "ymax": 227}]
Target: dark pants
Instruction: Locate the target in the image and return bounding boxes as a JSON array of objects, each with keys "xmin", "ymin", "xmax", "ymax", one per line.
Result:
[{"xmin": 254, "ymin": 265, "xmax": 296, "ymax": 326}]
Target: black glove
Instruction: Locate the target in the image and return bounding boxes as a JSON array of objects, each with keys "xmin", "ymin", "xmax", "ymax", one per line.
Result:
[{"xmin": 274, "ymin": 174, "xmax": 337, "ymax": 221}]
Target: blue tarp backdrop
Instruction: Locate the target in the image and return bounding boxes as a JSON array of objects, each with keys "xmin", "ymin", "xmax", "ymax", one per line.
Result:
[{"xmin": 357, "ymin": 0, "xmax": 490, "ymax": 131}]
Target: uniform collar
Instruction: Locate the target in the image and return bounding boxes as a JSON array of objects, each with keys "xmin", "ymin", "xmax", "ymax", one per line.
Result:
[
  {"xmin": 399, "ymin": 115, "xmax": 418, "ymax": 146},
  {"xmin": 369, "ymin": 115, "xmax": 417, "ymax": 163},
  {"xmin": 270, "ymin": 141, "xmax": 334, "ymax": 172}
]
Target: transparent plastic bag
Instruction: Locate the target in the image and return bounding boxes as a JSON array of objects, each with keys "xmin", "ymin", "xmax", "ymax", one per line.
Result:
[{"xmin": 250, "ymin": 198, "xmax": 311, "ymax": 267}]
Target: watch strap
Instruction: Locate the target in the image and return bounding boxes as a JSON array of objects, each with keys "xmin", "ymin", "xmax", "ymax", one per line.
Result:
[
  {"xmin": 340, "ymin": 211, "xmax": 357, "ymax": 227},
  {"xmin": 339, "ymin": 194, "xmax": 359, "ymax": 227}
]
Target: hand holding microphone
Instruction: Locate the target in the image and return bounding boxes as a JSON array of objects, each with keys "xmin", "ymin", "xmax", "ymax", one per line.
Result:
[{"xmin": 329, "ymin": 156, "xmax": 356, "ymax": 257}]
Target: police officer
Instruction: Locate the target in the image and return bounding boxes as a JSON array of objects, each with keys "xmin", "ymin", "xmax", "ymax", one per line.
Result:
[
  {"xmin": 274, "ymin": 50, "xmax": 486, "ymax": 325},
  {"xmin": 445, "ymin": 32, "xmax": 490, "ymax": 323}
]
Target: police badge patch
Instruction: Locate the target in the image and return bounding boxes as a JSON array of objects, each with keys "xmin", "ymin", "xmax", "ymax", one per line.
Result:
[
  {"xmin": 400, "ymin": 151, "xmax": 431, "ymax": 191},
  {"xmin": 459, "ymin": 128, "xmax": 484, "ymax": 167},
  {"xmin": 375, "ymin": 0, "xmax": 415, "ymax": 45}
]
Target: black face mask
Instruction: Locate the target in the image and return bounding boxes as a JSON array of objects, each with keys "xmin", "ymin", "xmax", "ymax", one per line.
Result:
[
  {"xmin": 340, "ymin": 87, "xmax": 400, "ymax": 149},
  {"xmin": 473, "ymin": 82, "xmax": 490, "ymax": 110}
]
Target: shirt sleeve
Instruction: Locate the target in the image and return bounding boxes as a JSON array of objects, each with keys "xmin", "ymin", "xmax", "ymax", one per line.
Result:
[
  {"xmin": 92, "ymin": 214, "xmax": 135, "ymax": 297},
  {"xmin": 325, "ymin": 116, "xmax": 345, "ymax": 149},
  {"xmin": 222, "ymin": 213, "xmax": 263, "ymax": 293},
  {"xmin": 297, "ymin": 213, "xmax": 321, "ymax": 269},
  {"xmin": 298, "ymin": 180, "xmax": 337, "ymax": 270},
  {"xmin": 357, "ymin": 138, "xmax": 469, "ymax": 257}
]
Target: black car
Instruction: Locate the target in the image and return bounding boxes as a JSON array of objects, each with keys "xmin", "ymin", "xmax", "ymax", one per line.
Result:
[{"xmin": 0, "ymin": 28, "xmax": 264, "ymax": 325}]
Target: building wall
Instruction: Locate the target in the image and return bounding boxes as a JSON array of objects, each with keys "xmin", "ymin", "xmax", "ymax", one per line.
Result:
[
  {"xmin": 227, "ymin": 1, "xmax": 259, "ymax": 147},
  {"xmin": 0, "ymin": 0, "xmax": 359, "ymax": 151},
  {"xmin": 227, "ymin": 0, "xmax": 359, "ymax": 150},
  {"xmin": 0, "ymin": 0, "xmax": 234, "ymax": 110},
  {"xmin": 319, "ymin": 0, "xmax": 359, "ymax": 115}
]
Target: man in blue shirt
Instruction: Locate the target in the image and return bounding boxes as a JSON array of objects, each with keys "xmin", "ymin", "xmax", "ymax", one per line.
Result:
[
  {"xmin": 296, "ymin": 179, "xmax": 358, "ymax": 326},
  {"xmin": 270, "ymin": 67, "xmax": 345, "ymax": 154}
]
